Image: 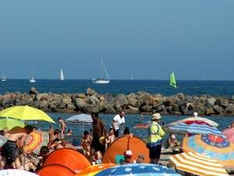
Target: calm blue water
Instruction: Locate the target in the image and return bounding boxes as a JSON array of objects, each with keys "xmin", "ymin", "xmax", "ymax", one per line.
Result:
[
  {"xmin": 35, "ymin": 113, "xmax": 234, "ymax": 143},
  {"xmin": 1, "ymin": 79, "xmax": 234, "ymax": 140},
  {"xmin": 1, "ymin": 79, "xmax": 234, "ymax": 96}
]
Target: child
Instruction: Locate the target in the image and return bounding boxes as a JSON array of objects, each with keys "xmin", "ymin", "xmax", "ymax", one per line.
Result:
[{"xmin": 81, "ymin": 130, "xmax": 93, "ymax": 157}]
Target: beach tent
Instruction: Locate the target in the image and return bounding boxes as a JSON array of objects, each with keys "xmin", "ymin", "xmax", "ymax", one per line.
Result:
[
  {"xmin": 36, "ymin": 164, "xmax": 75, "ymax": 176},
  {"xmin": 42, "ymin": 148, "xmax": 91, "ymax": 173},
  {"xmin": 102, "ymin": 135, "xmax": 150, "ymax": 163}
]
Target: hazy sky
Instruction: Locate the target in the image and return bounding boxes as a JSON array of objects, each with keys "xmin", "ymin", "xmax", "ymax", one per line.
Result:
[{"xmin": 0, "ymin": 1, "xmax": 234, "ymax": 80}]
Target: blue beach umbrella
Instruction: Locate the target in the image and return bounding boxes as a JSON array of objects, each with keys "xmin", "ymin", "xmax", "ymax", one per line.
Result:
[
  {"xmin": 165, "ymin": 122, "xmax": 222, "ymax": 136},
  {"xmin": 95, "ymin": 163, "xmax": 181, "ymax": 176}
]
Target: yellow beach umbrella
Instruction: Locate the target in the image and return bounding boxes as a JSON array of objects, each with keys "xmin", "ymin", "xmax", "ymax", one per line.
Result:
[
  {"xmin": 0, "ymin": 105, "xmax": 55, "ymax": 123},
  {"xmin": 169, "ymin": 152, "xmax": 229, "ymax": 176}
]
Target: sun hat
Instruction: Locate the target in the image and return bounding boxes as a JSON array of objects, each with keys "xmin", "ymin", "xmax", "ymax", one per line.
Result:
[
  {"xmin": 151, "ymin": 113, "xmax": 162, "ymax": 120},
  {"xmin": 124, "ymin": 150, "xmax": 133, "ymax": 157}
]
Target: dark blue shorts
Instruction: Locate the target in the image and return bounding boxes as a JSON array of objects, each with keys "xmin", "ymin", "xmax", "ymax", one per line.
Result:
[{"xmin": 149, "ymin": 144, "xmax": 162, "ymax": 159}]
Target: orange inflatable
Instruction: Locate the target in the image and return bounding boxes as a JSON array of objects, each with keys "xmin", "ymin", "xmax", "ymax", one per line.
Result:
[
  {"xmin": 42, "ymin": 148, "xmax": 91, "ymax": 173},
  {"xmin": 102, "ymin": 135, "xmax": 150, "ymax": 163},
  {"xmin": 37, "ymin": 164, "xmax": 75, "ymax": 176}
]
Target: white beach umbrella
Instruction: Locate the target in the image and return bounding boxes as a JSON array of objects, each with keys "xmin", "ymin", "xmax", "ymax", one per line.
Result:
[{"xmin": 0, "ymin": 169, "xmax": 39, "ymax": 176}]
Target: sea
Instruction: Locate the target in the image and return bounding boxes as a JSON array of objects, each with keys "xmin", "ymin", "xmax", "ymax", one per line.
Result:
[{"xmin": 1, "ymin": 79, "xmax": 234, "ymax": 142}]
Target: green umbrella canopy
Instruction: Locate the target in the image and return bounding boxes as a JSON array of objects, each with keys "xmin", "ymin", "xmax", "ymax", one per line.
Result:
[{"xmin": 0, "ymin": 117, "xmax": 25, "ymax": 130}]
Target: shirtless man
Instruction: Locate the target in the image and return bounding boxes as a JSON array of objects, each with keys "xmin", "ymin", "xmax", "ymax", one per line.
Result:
[
  {"xmin": 57, "ymin": 117, "xmax": 66, "ymax": 139},
  {"xmin": 1, "ymin": 125, "xmax": 33, "ymax": 169}
]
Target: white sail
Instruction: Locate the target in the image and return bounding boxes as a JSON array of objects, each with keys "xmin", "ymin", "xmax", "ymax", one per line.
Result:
[
  {"xmin": 92, "ymin": 59, "xmax": 110, "ymax": 84},
  {"xmin": 60, "ymin": 69, "xmax": 65, "ymax": 81},
  {"xmin": 1, "ymin": 75, "xmax": 6, "ymax": 82},
  {"xmin": 29, "ymin": 76, "xmax": 36, "ymax": 83}
]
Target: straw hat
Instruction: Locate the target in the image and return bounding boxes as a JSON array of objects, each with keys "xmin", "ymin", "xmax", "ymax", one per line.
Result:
[{"xmin": 151, "ymin": 113, "xmax": 162, "ymax": 120}]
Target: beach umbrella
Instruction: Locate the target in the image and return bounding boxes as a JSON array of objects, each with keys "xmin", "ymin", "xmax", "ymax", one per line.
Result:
[
  {"xmin": 66, "ymin": 113, "xmax": 92, "ymax": 133},
  {"xmin": 164, "ymin": 122, "xmax": 222, "ymax": 136},
  {"xmin": 102, "ymin": 135, "xmax": 150, "ymax": 164},
  {"xmin": 23, "ymin": 130, "xmax": 49, "ymax": 155},
  {"xmin": 42, "ymin": 148, "xmax": 91, "ymax": 173},
  {"xmin": 36, "ymin": 164, "xmax": 75, "ymax": 176},
  {"xmin": 0, "ymin": 105, "xmax": 55, "ymax": 123},
  {"xmin": 0, "ymin": 169, "xmax": 39, "ymax": 176},
  {"xmin": 66, "ymin": 113, "xmax": 92, "ymax": 123},
  {"xmin": 223, "ymin": 128, "xmax": 234, "ymax": 143},
  {"xmin": 167, "ymin": 112, "xmax": 218, "ymax": 127},
  {"xmin": 76, "ymin": 163, "xmax": 116, "ymax": 176},
  {"xmin": 182, "ymin": 134, "xmax": 234, "ymax": 167},
  {"xmin": 0, "ymin": 117, "xmax": 25, "ymax": 130},
  {"xmin": 169, "ymin": 151, "xmax": 229, "ymax": 176},
  {"xmin": 95, "ymin": 163, "xmax": 181, "ymax": 176}
]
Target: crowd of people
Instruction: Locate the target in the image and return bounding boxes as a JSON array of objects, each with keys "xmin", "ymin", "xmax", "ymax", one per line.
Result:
[
  {"xmin": 0, "ymin": 110, "xmax": 168, "ymax": 171},
  {"xmin": 4, "ymin": 109, "xmax": 228, "ymax": 174}
]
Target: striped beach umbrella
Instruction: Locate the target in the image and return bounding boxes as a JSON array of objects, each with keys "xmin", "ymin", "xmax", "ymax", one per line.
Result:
[
  {"xmin": 164, "ymin": 122, "xmax": 222, "ymax": 135},
  {"xmin": 167, "ymin": 112, "xmax": 219, "ymax": 127},
  {"xmin": 169, "ymin": 152, "xmax": 229, "ymax": 176},
  {"xmin": 24, "ymin": 131, "xmax": 49, "ymax": 155}
]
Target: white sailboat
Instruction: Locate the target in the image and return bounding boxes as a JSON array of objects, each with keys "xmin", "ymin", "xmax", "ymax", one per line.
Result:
[
  {"xmin": 60, "ymin": 69, "xmax": 65, "ymax": 81},
  {"xmin": 29, "ymin": 76, "xmax": 36, "ymax": 83},
  {"xmin": 92, "ymin": 59, "xmax": 110, "ymax": 84},
  {"xmin": 1, "ymin": 75, "xmax": 7, "ymax": 82}
]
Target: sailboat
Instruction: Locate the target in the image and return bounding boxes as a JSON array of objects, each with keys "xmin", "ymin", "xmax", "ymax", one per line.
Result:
[
  {"xmin": 170, "ymin": 72, "xmax": 177, "ymax": 88},
  {"xmin": 29, "ymin": 76, "xmax": 36, "ymax": 83},
  {"xmin": 92, "ymin": 59, "xmax": 110, "ymax": 84},
  {"xmin": 60, "ymin": 69, "xmax": 65, "ymax": 81},
  {"xmin": 1, "ymin": 75, "xmax": 7, "ymax": 82}
]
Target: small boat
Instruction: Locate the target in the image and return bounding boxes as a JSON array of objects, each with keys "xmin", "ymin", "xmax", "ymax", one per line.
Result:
[
  {"xmin": 60, "ymin": 69, "xmax": 65, "ymax": 81},
  {"xmin": 170, "ymin": 72, "xmax": 177, "ymax": 88},
  {"xmin": 29, "ymin": 76, "xmax": 36, "ymax": 83},
  {"xmin": 1, "ymin": 75, "xmax": 6, "ymax": 82},
  {"xmin": 92, "ymin": 59, "xmax": 110, "ymax": 84}
]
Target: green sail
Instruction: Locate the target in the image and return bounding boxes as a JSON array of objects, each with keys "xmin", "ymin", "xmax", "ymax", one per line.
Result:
[{"xmin": 170, "ymin": 72, "xmax": 177, "ymax": 88}]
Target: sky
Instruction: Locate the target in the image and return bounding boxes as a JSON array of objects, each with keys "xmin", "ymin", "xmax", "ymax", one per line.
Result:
[{"xmin": 0, "ymin": 0, "xmax": 234, "ymax": 80}]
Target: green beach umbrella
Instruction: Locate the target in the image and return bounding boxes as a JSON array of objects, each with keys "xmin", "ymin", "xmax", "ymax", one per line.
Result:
[{"xmin": 0, "ymin": 117, "xmax": 25, "ymax": 130}]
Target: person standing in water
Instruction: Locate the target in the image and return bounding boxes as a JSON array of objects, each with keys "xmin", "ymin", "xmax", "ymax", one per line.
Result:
[
  {"xmin": 57, "ymin": 117, "xmax": 66, "ymax": 139},
  {"xmin": 110, "ymin": 110, "xmax": 125, "ymax": 138}
]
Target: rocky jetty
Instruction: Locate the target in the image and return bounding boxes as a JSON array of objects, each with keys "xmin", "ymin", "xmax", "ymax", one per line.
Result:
[{"xmin": 0, "ymin": 87, "xmax": 234, "ymax": 116}]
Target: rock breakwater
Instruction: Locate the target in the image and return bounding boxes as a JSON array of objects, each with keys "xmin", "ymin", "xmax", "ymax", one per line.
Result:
[{"xmin": 0, "ymin": 87, "xmax": 234, "ymax": 116}]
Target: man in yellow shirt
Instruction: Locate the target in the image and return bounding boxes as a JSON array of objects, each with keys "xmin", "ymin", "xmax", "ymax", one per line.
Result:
[{"xmin": 146, "ymin": 113, "xmax": 165, "ymax": 164}]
